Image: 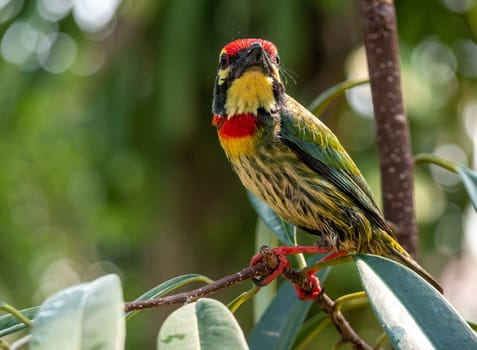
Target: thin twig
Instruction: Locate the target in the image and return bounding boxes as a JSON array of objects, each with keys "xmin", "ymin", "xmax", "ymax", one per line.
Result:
[{"xmin": 124, "ymin": 261, "xmax": 274, "ymax": 312}]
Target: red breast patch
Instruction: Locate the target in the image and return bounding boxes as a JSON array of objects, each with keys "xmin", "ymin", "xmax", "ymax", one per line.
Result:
[{"xmin": 212, "ymin": 114, "xmax": 258, "ymax": 138}]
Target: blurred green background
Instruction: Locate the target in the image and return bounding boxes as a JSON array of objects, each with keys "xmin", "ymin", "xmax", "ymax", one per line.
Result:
[{"xmin": 0, "ymin": 0, "xmax": 476, "ymax": 348}]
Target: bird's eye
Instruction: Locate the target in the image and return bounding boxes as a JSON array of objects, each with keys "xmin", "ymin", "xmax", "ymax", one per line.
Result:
[
  {"xmin": 219, "ymin": 54, "xmax": 229, "ymax": 68},
  {"xmin": 275, "ymin": 54, "xmax": 280, "ymax": 65}
]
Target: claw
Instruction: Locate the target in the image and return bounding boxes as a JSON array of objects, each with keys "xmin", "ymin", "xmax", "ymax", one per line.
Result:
[
  {"xmin": 252, "ymin": 277, "xmax": 267, "ymax": 287},
  {"xmin": 294, "ymin": 271, "xmax": 322, "ymax": 300},
  {"xmin": 250, "ymin": 246, "xmax": 291, "ymax": 286},
  {"xmin": 292, "ymin": 250, "xmax": 347, "ymax": 300},
  {"xmin": 249, "ymin": 245, "xmax": 343, "ymax": 300}
]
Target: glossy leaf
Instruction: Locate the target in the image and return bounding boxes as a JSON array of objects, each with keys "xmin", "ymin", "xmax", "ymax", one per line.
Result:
[
  {"xmin": 126, "ymin": 274, "xmax": 214, "ymax": 320},
  {"xmin": 0, "ymin": 305, "xmax": 38, "ymax": 337},
  {"xmin": 29, "ymin": 274, "xmax": 125, "ymax": 350},
  {"xmin": 354, "ymin": 254, "xmax": 477, "ymax": 350},
  {"xmin": 247, "ymin": 190, "xmax": 295, "ymax": 245},
  {"xmin": 157, "ymin": 298, "xmax": 249, "ymax": 350},
  {"xmin": 248, "ymin": 266, "xmax": 329, "ymax": 350},
  {"xmin": 415, "ymin": 154, "xmax": 477, "ymax": 212},
  {"xmin": 456, "ymin": 165, "xmax": 477, "ymax": 211}
]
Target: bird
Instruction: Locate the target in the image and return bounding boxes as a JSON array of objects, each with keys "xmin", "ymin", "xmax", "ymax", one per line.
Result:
[{"xmin": 211, "ymin": 38, "xmax": 442, "ymax": 299}]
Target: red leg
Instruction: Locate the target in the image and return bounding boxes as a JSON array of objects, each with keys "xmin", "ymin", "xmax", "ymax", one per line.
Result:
[
  {"xmin": 296, "ymin": 250, "xmax": 348, "ymax": 300},
  {"xmin": 318, "ymin": 249, "xmax": 348, "ymax": 263},
  {"xmin": 250, "ymin": 245, "xmax": 331, "ymax": 287},
  {"xmin": 251, "ymin": 246, "xmax": 349, "ymax": 300}
]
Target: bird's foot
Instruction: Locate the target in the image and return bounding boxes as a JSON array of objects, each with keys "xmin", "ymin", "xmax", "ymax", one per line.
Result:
[
  {"xmin": 250, "ymin": 245, "xmax": 331, "ymax": 298},
  {"xmin": 250, "ymin": 246, "xmax": 291, "ymax": 286},
  {"xmin": 291, "ymin": 250, "xmax": 348, "ymax": 300},
  {"xmin": 293, "ymin": 270, "xmax": 322, "ymax": 300}
]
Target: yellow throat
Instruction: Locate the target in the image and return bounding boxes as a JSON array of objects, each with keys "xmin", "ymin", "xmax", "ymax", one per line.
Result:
[{"xmin": 225, "ymin": 68, "xmax": 276, "ymax": 116}]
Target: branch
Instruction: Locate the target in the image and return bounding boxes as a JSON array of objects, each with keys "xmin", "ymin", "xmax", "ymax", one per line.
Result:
[
  {"xmin": 283, "ymin": 268, "xmax": 373, "ymax": 350},
  {"xmin": 316, "ymin": 293, "xmax": 373, "ymax": 350},
  {"xmin": 124, "ymin": 259, "xmax": 274, "ymax": 312},
  {"xmin": 358, "ymin": 0, "xmax": 418, "ymax": 257},
  {"xmin": 125, "ymin": 248, "xmax": 372, "ymax": 350}
]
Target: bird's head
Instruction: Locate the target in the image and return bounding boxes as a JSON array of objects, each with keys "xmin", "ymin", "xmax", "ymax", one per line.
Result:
[{"xmin": 212, "ymin": 38, "xmax": 285, "ymax": 118}]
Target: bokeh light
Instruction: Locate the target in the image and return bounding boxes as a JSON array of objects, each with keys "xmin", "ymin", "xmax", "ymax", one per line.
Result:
[
  {"xmin": 0, "ymin": 0, "xmax": 121, "ymax": 74},
  {"xmin": 39, "ymin": 32, "xmax": 77, "ymax": 73},
  {"xmin": 454, "ymin": 39, "xmax": 477, "ymax": 78},
  {"xmin": 73, "ymin": 0, "xmax": 121, "ymax": 33},
  {"xmin": 464, "ymin": 206, "xmax": 477, "ymax": 258},
  {"xmin": 1, "ymin": 21, "xmax": 39, "ymax": 68},
  {"xmin": 0, "ymin": 0, "xmax": 23, "ymax": 24},
  {"xmin": 344, "ymin": 45, "xmax": 374, "ymax": 118},
  {"xmin": 412, "ymin": 38, "xmax": 457, "ymax": 86},
  {"xmin": 38, "ymin": 0, "xmax": 74, "ymax": 22}
]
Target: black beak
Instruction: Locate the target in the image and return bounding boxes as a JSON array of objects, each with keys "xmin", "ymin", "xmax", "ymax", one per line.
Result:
[{"xmin": 234, "ymin": 42, "xmax": 274, "ymax": 79}]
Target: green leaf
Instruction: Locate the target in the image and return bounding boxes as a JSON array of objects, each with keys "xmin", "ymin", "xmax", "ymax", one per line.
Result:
[
  {"xmin": 0, "ymin": 305, "xmax": 38, "ymax": 337},
  {"xmin": 126, "ymin": 274, "xmax": 214, "ymax": 320},
  {"xmin": 253, "ymin": 219, "xmax": 278, "ymax": 322},
  {"xmin": 307, "ymin": 79, "xmax": 369, "ymax": 116},
  {"xmin": 247, "ymin": 191, "xmax": 295, "ymax": 245},
  {"xmin": 456, "ymin": 165, "xmax": 477, "ymax": 212},
  {"xmin": 292, "ymin": 311, "xmax": 328, "ymax": 350},
  {"xmin": 29, "ymin": 274, "xmax": 125, "ymax": 350},
  {"xmin": 354, "ymin": 254, "xmax": 477, "ymax": 350},
  {"xmin": 248, "ymin": 266, "xmax": 330, "ymax": 350},
  {"xmin": 157, "ymin": 298, "xmax": 249, "ymax": 350},
  {"xmin": 415, "ymin": 154, "xmax": 477, "ymax": 211}
]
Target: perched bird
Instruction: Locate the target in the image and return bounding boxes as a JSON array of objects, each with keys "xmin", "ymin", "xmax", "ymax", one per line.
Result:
[{"xmin": 211, "ymin": 38, "xmax": 442, "ymax": 298}]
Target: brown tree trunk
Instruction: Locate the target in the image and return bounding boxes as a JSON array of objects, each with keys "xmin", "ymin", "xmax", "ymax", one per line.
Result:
[{"xmin": 358, "ymin": 0, "xmax": 418, "ymax": 257}]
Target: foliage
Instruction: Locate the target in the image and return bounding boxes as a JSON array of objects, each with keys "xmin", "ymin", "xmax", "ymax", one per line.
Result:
[
  {"xmin": 415, "ymin": 155, "xmax": 477, "ymax": 212},
  {"xmin": 29, "ymin": 275, "xmax": 125, "ymax": 350},
  {"xmin": 2, "ymin": 240, "xmax": 476, "ymax": 349},
  {"xmin": 354, "ymin": 255, "xmax": 477, "ymax": 349},
  {"xmin": 158, "ymin": 298, "xmax": 249, "ymax": 350}
]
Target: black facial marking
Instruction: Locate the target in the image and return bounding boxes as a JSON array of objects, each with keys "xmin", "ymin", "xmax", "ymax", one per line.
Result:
[
  {"xmin": 212, "ymin": 43, "xmax": 285, "ymax": 116},
  {"xmin": 219, "ymin": 53, "xmax": 229, "ymax": 69}
]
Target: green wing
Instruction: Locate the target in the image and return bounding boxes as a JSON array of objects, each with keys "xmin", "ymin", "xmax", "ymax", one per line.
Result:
[{"xmin": 279, "ymin": 96, "xmax": 388, "ymax": 231}]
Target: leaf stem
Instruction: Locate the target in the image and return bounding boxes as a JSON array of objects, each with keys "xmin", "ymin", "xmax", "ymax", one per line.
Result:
[
  {"xmin": 308, "ymin": 79, "xmax": 370, "ymax": 116},
  {"xmin": 303, "ymin": 255, "xmax": 353, "ymax": 274},
  {"xmin": 0, "ymin": 303, "xmax": 32, "ymax": 328},
  {"xmin": 227, "ymin": 286, "xmax": 260, "ymax": 313},
  {"xmin": 414, "ymin": 154, "xmax": 458, "ymax": 173},
  {"xmin": 0, "ymin": 339, "xmax": 9, "ymax": 350},
  {"xmin": 334, "ymin": 291, "xmax": 368, "ymax": 313},
  {"xmin": 374, "ymin": 332, "xmax": 389, "ymax": 349}
]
